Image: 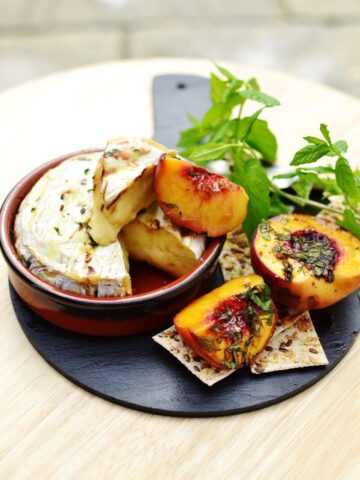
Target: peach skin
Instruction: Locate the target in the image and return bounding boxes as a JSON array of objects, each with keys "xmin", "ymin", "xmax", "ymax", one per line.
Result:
[{"xmin": 250, "ymin": 213, "xmax": 360, "ymax": 310}]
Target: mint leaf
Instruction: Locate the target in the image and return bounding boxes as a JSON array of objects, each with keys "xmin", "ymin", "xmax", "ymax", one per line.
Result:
[
  {"xmin": 292, "ymin": 174, "xmax": 314, "ymax": 200},
  {"xmin": 273, "ymin": 171, "xmax": 298, "ymax": 179},
  {"xmin": 215, "ymin": 64, "xmax": 236, "ymax": 81},
  {"xmin": 247, "ymin": 78, "xmax": 260, "ymax": 91},
  {"xmin": 210, "ymin": 120, "xmax": 232, "ymax": 143},
  {"xmin": 327, "ymin": 140, "xmax": 349, "ymax": 157},
  {"xmin": 354, "ymin": 170, "xmax": 360, "ymax": 188},
  {"xmin": 226, "ymin": 79, "xmax": 245, "ymax": 95},
  {"xmin": 238, "ymin": 90, "xmax": 280, "ymax": 107},
  {"xmin": 202, "ymin": 102, "xmax": 231, "ymax": 128},
  {"xmin": 187, "ymin": 114, "xmax": 201, "ymax": 126},
  {"xmin": 334, "ymin": 140, "xmax": 348, "ymax": 154},
  {"xmin": 291, "ymin": 144, "xmax": 330, "ymax": 166},
  {"xmin": 320, "ymin": 123, "xmax": 332, "ymax": 145},
  {"xmin": 177, "ymin": 126, "xmax": 205, "ymax": 148},
  {"xmin": 335, "ymin": 156, "xmax": 360, "ymax": 207},
  {"xmin": 338, "ymin": 209, "xmax": 360, "ymax": 238},
  {"xmin": 210, "ymin": 73, "xmax": 227, "ymax": 103},
  {"xmin": 269, "ymin": 193, "xmax": 291, "ymax": 216},
  {"xmin": 235, "ymin": 108, "xmax": 264, "ymax": 141},
  {"xmin": 233, "ymin": 158, "xmax": 271, "ymax": 240},
  {"xmin": 303, "ymin": 136, "xmax": 326, "ymax": 145},
  {"xmin": 247, "ymin": 119, "xmax": 277, "ymax": 163},
  {"xmin": 298, "ymin": 166, "xmax": 335, "ymax": 174},
  {"xmin": 188, "ymin": 143, "xmax": 237, "ymax": 163}
]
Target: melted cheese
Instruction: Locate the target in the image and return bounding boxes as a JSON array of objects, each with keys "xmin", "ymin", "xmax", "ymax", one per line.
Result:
[
  {"xmin": 15, "ymin": 153, "xmax": 131, "ymax": 297},
  {"xmin": 102, "ymin": 137, "xmax": 167, "ymax": 206},
  {"xmin": 137, "ymin": 203, "xmax": 206, "ymax": 260},
  {"xmin": 89, "ymin": 137, "xmax": 170, "ymax": 245},
  {"xmin": 121, "ymin": 203, "xmax": 206, "ymax": 277}
]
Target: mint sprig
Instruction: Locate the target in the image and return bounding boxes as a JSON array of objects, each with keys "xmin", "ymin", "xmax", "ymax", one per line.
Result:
[{"xmin": 177, "ymin": 65, "xmax": 360, "ymax": 240}]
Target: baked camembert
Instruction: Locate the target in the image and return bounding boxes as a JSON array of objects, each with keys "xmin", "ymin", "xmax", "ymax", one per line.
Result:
[
  {"xmin": 14, "ymin": 138, "xmax": 206, "ymax": 297},
  {"xmin": 15, "ymin": 152, "xmax": 132, "ymax": 297}
]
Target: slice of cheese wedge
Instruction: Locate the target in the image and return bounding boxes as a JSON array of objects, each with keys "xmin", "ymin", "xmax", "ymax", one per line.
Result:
[
  {"xmin": 89, "ymin": 137, "xmax": 170, "ymax": 246},
  {"xmin": 121, "ymin": 203, "xmax": 206, "ymax": 277},
  {"xmin": 15, "ymin": 152, "xmax": 132, "ymax": 297}
]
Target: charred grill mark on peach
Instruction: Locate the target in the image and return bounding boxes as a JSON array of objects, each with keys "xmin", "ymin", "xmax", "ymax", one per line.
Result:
[{"xmin": 184, "ymin": 164, "xmax": 233, "ymax": 195}]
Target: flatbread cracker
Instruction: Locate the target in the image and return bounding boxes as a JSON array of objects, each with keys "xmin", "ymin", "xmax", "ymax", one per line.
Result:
[
  {"xmin": 219, "ymin": 229, "xmax": 254, "ymax": 281},
  {"xmin": 153, "ymin": 326, "xmax": 232, "ymax": 386},
  {"xmin": 153, "ymin": 311, "xmax": 327, "ymax": 385},
  {"xmin": 250, "ymin": 311, "xmax": 328, "ymax": 374}
]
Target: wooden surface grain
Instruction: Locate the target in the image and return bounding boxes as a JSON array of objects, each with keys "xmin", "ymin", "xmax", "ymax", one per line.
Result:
[{"xmin": 0, "ymin": 58, "xmax": 359, "ymax": 480}]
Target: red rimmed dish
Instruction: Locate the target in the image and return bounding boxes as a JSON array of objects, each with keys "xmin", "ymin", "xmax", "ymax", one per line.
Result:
[{"xmin": 0, "ymin": 150, "xmax": 225, "ymax": 336}]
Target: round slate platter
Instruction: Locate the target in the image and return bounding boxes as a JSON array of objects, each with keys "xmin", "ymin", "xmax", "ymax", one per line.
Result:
[{"xmin": 10, "ymin": 272, "xmax": 359, "ymax": 418}]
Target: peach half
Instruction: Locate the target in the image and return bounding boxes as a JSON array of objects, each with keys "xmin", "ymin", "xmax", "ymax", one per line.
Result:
[
  {"xmin": 155, "ymin": 154, "xmax": 248, "ymax": 237},
  {"xmin": 174, "ymin": 275, "xmax": 277, "ymax": 370},
  {"xmin": 250, "ymin": 213, "xmax": 360, "ymax": 310}
]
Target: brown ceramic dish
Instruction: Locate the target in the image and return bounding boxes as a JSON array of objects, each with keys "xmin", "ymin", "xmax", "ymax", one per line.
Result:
[{"xmin": 0, "ymin": 149, "xmax": 225, "ymax": 336}]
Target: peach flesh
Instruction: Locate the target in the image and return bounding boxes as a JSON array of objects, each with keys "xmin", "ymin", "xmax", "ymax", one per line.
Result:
[
  {"xmin": 251, "ymin": 214, "xmax": 360, "ymax": 310},
  {"xmin": 155, "ymin": 154, "xmax": 248, "ymax": 237},
  {"xmin": 174, "ymin": 275, "xmax": 277, "ymax": 370}
]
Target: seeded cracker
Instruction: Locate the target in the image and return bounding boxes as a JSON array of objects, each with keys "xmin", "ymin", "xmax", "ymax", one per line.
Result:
[
  {"xmin": 219, "ymin": 228, "xmax": 254, "ymax": 280},
  {"xmin": 153, "ymin": 327, "xmax": 233, "ymax": 386},
  {"xmin": 153, "ymin": 310, "xmax": 327, "ymax": 385},
  {"xmin": 250, "ymin": 311, "xmax": 328, "ymax": 374}
]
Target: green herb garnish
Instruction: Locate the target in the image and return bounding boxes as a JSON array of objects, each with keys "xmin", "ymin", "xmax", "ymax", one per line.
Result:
[
  {"xmin": 104, "ymin": 149, "xmax": 120, "ymax": 158},
  {"xmin": 259, "ymin": 222, "xmax": 272, "ymax": 240},
  {"xmin": 178, "ymin": 64, "xmax": 360, "ymax": 239},
  {"xmin": 54, "ymin": 227, "xmax": 61, "ymax": 235},
  {"xmin": 273, "ymin": 230, "xmax": 338, "ymax": 283},
  {"xmin": 198, "ymin": 337, "xmax": 219, "ymax": 352},
  {"xmin": 221, "ymin": 361, "xmax": 236, "ymax": 369}
]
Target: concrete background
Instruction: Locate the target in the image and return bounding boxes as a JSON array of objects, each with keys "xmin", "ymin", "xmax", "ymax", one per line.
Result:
[{"xmin": 0, "ymin": 0, "xmax": 359, "ymax": 96}]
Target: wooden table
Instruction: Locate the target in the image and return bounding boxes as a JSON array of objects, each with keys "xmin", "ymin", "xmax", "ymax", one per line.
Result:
[{"xmin": 0, "ymin": 59, "xmax": 359, "ymax": 479}]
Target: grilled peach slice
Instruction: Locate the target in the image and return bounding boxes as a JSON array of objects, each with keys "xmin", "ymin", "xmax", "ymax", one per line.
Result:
[
  {"xmin": 155, "ymin": 154, "xmax": 248, "ymax": 237},
  {"xmin": 174, "ymin": 275, "xmax": 277, "ymax": 370},
  {"xmin": 251, "ymin": 214, "xmax": 360, "ymax": 310}
]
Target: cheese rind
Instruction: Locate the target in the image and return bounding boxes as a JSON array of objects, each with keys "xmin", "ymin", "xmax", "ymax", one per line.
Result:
[
  {"xmin": 15, "ymin": 153, "xmax": 131, "ymax": 297},
  {"xmin": 89, "ymin": 137, "xmax": 169, "ymax": 245},
  {"xmin": 121, "ymin": 203, "xmax": 206, "ymax": 277}
]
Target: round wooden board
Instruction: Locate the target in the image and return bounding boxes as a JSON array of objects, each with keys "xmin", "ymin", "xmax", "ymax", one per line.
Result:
[
  {"xmin": 10, "ymin": 273, "xmax": 359, "ymax": 417},
  {"xmin": 1, "ymin": 59, "xmax": 360, "ymax": 478}
]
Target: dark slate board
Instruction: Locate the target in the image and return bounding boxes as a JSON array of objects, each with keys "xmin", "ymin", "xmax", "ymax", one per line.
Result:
[
  {"xmin": 10, "ymin": 275, "xmax": 359, "ymax": 417},
  {"xmin": 152, "ymin": 74, "xmax": 211, "ymax": 149},
  {"xmin": 10, "ymin": 74, "xmax": 360, "ymax": 417}
]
